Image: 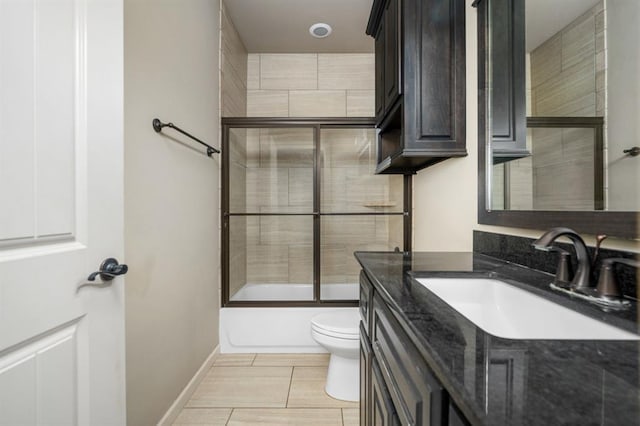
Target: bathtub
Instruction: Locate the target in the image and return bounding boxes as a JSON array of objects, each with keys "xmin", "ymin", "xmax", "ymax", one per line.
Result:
[{"xmin": 220, "ymin": 283, "xmax": 359, "ymax": 353}]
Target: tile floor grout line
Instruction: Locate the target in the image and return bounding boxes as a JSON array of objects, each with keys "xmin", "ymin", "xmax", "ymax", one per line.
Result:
[
  {"xmin": 285, "ymin": 366, "xmax": 295, "ymax": 408},
  {"xmin": 224, "ymin": 407, "xmax": 234, "ymax": 426}
]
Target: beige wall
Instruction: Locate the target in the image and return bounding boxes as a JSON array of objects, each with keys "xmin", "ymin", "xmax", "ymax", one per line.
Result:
[
  {"xmin": 607, "ymin": 0, "xmax": 640, "ymax": 211},
  {"xmin": 413, "ymin": 4, "xmax": 640, "ymax": 252},
  {"xmin": 247, "ymin": 54, "xmax": 375, "ymax": 117},
  {"xmin": 124, "ymin": 1, "xmax": 220, "ymax": 425}
]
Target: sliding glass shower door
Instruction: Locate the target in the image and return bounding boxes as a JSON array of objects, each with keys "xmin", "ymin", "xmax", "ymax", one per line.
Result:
[
  {"xmin": 222, "ymin": 119, "xmax": 407, "ymax": 306},
  {"xmin": 319, "ymin": 128, "xmax": 403, "ymax": 300}
]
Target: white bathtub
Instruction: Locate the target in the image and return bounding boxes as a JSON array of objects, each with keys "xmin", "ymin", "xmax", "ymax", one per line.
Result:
[{"xmin": 220, "ymin": 283, "xmax": 359, "ymax": 353}]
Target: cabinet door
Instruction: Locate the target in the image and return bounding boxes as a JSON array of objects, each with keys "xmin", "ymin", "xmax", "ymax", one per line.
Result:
[
  {"xmin": 371, "ymin": 358, "xmax": 400, "ymax": 426},
  {"xmin": 375, "ymin": 21, "xmax": 385, "ymax": 122},
  {"xmin": 403, "ymin": 0, "xmax": 466, "ymax": 154},
  {"xmin": 373, "ymin": 295, "xmax": 445, "ymax": 425},
  {"xmin": 383, "ymin": 0, "xmax": 401, "ymax": 112},
  {"xmin": 360, "ymin": 325, "xmax": 372, "ymax": 426},
  {"xmin": 488, "ymin": 0, "xmax": 527, "ymax": 161}
]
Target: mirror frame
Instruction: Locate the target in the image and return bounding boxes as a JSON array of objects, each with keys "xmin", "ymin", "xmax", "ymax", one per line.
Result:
[{"xmin": 476, "ymin": 0, "xmax": 639, "ymax": 239}]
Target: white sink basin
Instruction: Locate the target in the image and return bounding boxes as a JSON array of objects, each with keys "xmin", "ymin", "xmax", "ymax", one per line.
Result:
[{"xmin": 415, "ymin": 278, "xmax": 639, "ymax": 340}]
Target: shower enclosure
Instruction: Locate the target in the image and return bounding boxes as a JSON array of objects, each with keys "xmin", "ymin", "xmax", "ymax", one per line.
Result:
[{"xmin": 221, "ymin": 118, "xmax": 410, "ymax": 306}]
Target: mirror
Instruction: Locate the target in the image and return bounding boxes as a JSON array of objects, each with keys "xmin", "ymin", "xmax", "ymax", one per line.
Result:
[{"xmin": 478, "ymin": 0, "xmax": 639, "ymax": 238}]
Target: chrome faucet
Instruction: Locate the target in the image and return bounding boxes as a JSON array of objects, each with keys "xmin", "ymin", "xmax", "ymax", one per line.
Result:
[{"xmin": 532, "ymin": 227, "xmax": 592, "ymax": 291}]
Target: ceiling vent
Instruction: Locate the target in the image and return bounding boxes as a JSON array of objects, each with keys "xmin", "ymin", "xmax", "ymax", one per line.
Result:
[{"xmin": 309, "ymin": 23, "xmax": 332, "ymax": 38}]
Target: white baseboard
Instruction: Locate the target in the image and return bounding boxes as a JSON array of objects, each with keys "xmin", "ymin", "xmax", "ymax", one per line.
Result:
[{"xmin": 157, "ymin": 345, "xmax": 219, "ymax": 426}]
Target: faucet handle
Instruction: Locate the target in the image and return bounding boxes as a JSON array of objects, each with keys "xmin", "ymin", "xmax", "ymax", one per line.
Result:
[
  {"xmin": 596, "ymin": 262, "xmax": 621, "ymax": 299},
  {"xmin": 546, "ymin": 246, "xmax": 573, "ymax": 287},
  {"xmin": 596, "ymin": 257, "xmax": 640, "ymax": 299},
  {"xmin": 554, "ymin": 250, "xmax": 574, "ymax": 286}
]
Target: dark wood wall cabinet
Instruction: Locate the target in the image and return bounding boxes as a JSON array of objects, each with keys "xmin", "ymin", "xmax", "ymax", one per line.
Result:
[
  {"xmin": 360, "ymin": 272, "xmax": 469, "ymax": 425},
  {"xmin": 482, "ymin": 0, "xmax": 529, "ymax": 164},
  {"xmin": 367, "ymin": 0, "xmax": 467, "ymax": 174}
]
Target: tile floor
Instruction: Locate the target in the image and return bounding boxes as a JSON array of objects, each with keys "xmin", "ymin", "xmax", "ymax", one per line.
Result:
[{"xmin": 173, "ymin": 353, "xmax": 359, "ymax": 426}]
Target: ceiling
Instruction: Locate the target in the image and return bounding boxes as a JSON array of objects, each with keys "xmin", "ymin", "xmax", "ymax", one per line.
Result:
[
  {"xmin": 526, "ymin": 0, "xmax": 601, "ymax": 52},
  {"xmin": 224, "ymin": 0, "xmax": 374, "ymax": 53}
]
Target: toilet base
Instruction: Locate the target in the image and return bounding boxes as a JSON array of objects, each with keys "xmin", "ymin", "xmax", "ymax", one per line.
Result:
[{"xmin": 325, "ymin": 353, "xmax": 360, "ymax": 402}]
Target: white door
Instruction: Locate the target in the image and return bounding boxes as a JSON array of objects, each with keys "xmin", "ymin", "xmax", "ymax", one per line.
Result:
[{"xmin": 0, "ymin": 0, "xmax": 125, "ymax": 424}]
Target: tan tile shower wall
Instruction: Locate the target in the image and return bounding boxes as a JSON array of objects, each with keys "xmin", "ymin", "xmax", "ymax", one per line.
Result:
[
  {"xmin": 227, "ymin": 54, "xmax": 396, "ymax": 294},
  {"xmin": 246, "ymin": 54, "xmax": 375, "ymax": 117},
  {"xmin": 528, "ymin": 2, "xmax": 605, "ymax": 210},
  {"xmin": 220, "ymin": 4, "xmax": 249, "ymax": 297},
  {"xmin": 221, "ymin": 2, "xmax": 247, "ymax": 117},
  {"xmin": 530, "ymin": 2, "xmax": 605, "ymax": 117}
]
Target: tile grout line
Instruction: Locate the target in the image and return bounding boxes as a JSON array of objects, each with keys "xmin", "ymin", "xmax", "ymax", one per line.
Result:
[
  {"xmin": 224, "ymin": 408, "xmax": 234, "ymax": 426},
  {"xmin": 285, "ymin": 366, "xmax": 295, "ymax": 408}
]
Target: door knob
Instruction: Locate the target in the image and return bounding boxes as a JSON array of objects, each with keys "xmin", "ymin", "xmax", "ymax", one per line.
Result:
[{"xmin": 88, "ymin": 258, "xmax": 128, "ymax": 281}]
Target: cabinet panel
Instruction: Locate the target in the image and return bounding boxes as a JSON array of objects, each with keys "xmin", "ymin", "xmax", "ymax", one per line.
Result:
[
  {"xmin": 383, "ymin": 0, "xmax": 401, "ymax": 112},
  {"xmin": 375, "ymin": 22, "xmax": 385, "ymax": 121},
  {"xmin": 448, "ymin": 402, "xmax": 470, "ymax": 426},
  {"xmin": 372, "ymin": 295, "xmax": 445, "ymax": 425},
  {"xmin": 359, "ymin": 271, "xmax": 374, "ymax": 335},
  {"xmin": 488, "ymin": 0, "xmax": 527, "ymax": 161},
  {"xmin": 371, "ymin": 358, "xmax": 400, "ymax": 426},
  {"xmin": 411, "ymin": 0, "xmax": 465, "ymax": 146},
  {"xmin": 360, "ymin": 324, "xmax": 372, "ymax": 426}
]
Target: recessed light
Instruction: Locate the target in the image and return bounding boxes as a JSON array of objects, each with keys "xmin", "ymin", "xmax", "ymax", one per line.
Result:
[{"xmin": 309, "ymin": 23, "xmax": 332, "ymax": 38}]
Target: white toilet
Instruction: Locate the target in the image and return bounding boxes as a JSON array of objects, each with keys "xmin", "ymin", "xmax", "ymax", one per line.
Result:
[{"xmin": 310, "ymin": 309, "xmax": 360, "ymax": 402}]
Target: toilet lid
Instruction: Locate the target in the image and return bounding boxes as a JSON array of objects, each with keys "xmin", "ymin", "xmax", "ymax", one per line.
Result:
[{"xmin": 311, "ymin": 310, "xmax": 360, "ymax": 338}]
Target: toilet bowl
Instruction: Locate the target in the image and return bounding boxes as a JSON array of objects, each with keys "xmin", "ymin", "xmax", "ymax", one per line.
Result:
[{"xmin": 310, "ymin": 309, "xmax": 360, "ymax": 402}]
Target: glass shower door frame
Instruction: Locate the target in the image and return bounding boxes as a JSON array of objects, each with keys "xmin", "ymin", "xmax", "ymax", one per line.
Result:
[{"xmin": 221, "ymin": 118, "xmax": 411, "ymax": 307}]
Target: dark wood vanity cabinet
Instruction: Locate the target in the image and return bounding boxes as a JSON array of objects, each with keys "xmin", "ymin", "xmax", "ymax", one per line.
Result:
[
  {"xmin": 367, "ymin": 0, "xmax": 466, "ymax": 174},
  {"xmin": 360, "ymin": 272, "xmax": 470, "ymax": 426},
  {"xmin": 481, "ymin": 0, "xmax": 529, "ymax": 163}
]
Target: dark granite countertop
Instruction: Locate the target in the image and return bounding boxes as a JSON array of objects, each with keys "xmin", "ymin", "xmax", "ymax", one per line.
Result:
[{"xmin": 355, "ymin": 251, "xmax": 640, "ymax": 426}]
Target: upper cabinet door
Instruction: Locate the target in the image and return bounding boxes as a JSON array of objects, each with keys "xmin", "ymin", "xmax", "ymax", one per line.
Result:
[
  {"xmin": 487, "ymin": 0, "xmax": 528, "ymax": 162},
  {"xmin": 383, "ymin": 0, "xmax": 401, "ymax": 113},
  {"xmin": 405, "ymin": 0, "xmax": 466, "ymax": 152},
  {"xmin": 375, "ymin": 22, "xmax": 386, "ymax": 121}
]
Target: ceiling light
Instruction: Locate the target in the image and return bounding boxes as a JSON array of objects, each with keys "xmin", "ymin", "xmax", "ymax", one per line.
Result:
[{"xmin": 309, "ymin": 23, "xmax": 332, "ymax": 38}]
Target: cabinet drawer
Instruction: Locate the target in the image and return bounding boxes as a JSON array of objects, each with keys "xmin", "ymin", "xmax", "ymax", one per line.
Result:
[
  {"xmin": 359, "ymin": 270, "xmax": 374, "ymax": 336},
  {"xmin": 372, "ymin": 294, "xmax": 445, "ymax": 426}
]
